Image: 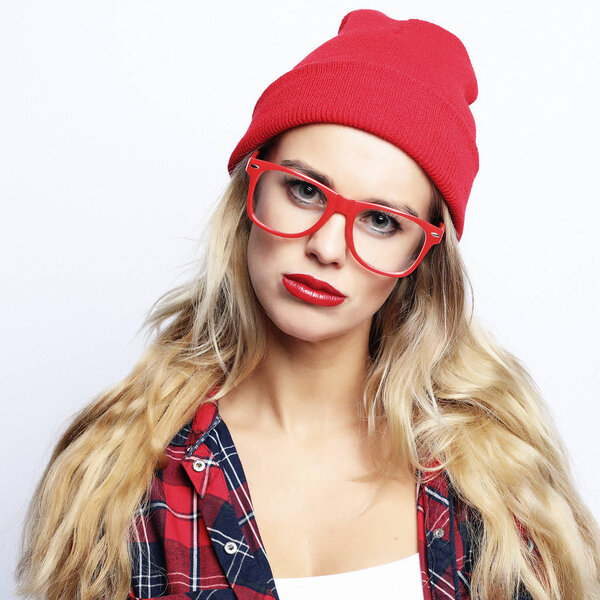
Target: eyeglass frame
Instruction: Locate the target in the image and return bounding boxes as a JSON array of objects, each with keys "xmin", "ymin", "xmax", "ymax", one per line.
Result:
[{"xmin": 244, "ymin": 149, "xmax": 445, "ymax": 278}]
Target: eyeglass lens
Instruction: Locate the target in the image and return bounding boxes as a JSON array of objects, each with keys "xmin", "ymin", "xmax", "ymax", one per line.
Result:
[{"xmin": 251, "ymin": 170, "xmax": 427, "ymax": 274}]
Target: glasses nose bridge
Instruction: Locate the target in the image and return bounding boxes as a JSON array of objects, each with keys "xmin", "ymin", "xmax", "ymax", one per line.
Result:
[
  {"xmin": 327, "ymin": 188, "xmax": 355, "ymax": 216},
  {"xmin": 306, "ymin": 192, "xmax": 357, "ymax": 264},
  {"xmin": 319, "ymin": 189, "xmax": 357, "ymax": 234},
  {"xmin": 316, "ymin": 189, "xmax": 355, "ymax": 235}
]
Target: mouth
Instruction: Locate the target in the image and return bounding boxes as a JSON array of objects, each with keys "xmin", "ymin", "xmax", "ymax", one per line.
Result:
[
  {"xmin": 282, "ymin": 273, "xmax": 346, "ymax": 307},
  {"xmin": 283, "ymin": 273, "xmax": 345, "ymax": 296}
]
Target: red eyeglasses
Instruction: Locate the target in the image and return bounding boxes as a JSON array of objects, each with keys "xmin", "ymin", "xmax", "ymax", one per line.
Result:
[{"xmin": 245, "ymin": 150, "xmax": 444, "ymax": 277}]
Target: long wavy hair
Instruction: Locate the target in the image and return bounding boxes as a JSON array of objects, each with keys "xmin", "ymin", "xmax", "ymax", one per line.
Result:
[{"xmin": 15, "ymin": 137, "xmax": 600, "ymax": 600}]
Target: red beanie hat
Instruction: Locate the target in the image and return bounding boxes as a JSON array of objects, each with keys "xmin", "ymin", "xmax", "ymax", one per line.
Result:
[{"xmin": 227, "ymin": 9, "xmax": 479, "ymax": 240}]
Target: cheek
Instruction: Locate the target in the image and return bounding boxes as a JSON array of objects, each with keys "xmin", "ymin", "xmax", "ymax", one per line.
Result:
[
  {"xmin": 356, "ymin": 274, "xmax": 398, "ymax": 316},
  {"xmin": 247, "ymin": 225, "xmax": 285, "ymax": 300},
  {"xmin": 247, "ymin": 226, "xmax": 268, "ymax": 290}
]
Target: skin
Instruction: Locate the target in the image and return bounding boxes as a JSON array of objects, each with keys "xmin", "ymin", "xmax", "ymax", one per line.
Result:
[
  {"xmin": 221, "ymin": 123, "xmax": 433, "ymax": 439},
  {"xmin": 217, "ymin": 124, "xmax": 434, "ymax": 577}
]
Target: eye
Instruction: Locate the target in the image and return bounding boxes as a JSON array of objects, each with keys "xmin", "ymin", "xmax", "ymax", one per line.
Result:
[
  {"xmin": 362, "ymin": 210, "xmax": 403, "ymax": 235},
  {"xmin": 283, "ymin": 177, "xmax": 325, "ymax": 204}
]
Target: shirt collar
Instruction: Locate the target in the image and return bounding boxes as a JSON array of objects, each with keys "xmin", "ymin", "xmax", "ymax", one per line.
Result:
[{"xmin": 175, "ymin": 397, "xmax": 221, "ymax": 456}]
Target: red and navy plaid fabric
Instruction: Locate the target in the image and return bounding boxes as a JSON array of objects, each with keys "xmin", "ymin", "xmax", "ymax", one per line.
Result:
[{"xmin": 129, "ymin": 397, "xmax": 534, "ymax": 599}]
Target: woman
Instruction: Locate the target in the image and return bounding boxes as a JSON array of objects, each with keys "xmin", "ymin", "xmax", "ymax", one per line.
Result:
[{"xmin": 14, "ymin": 8, "xmax": 600, "ymax": 600}]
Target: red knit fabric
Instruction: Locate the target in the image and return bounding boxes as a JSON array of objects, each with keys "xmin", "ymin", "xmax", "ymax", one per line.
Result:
[{"xmin": 227, "ymin": 9, "xmax": 479, "ymax": 240}]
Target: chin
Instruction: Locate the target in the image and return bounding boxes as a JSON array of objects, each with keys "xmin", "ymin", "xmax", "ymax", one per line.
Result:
[{"xmin": 264, "ymin": 306, "xmax": 344, "ymax": 343}]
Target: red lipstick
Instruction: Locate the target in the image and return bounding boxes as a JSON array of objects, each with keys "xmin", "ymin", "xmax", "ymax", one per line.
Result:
[{"xmin": 282, "ymin": 273, "xmax": 346, "ymax": 306}]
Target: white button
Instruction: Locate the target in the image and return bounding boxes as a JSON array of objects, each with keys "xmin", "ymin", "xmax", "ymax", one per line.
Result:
[
  {"xmin": 192, "ymin": 459, "xmax": 206, "ymax": 472},
  {"xmin": 433, "ymin": 528, "xmax": 445, "ymax": 538},
  {"xmin": 224, "ymin": 541, "xmax": 238, "ymax": 554}
]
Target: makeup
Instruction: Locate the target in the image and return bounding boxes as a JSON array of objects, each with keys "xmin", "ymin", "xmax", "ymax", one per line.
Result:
[{"xmin": 282, "ymin": 274, "xmax": 346, "ymax": 306}]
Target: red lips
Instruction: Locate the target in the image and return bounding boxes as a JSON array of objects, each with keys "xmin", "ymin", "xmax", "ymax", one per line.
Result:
[{"xmin": 283, "ymin": 273, "xmax": 346, "ymax": 297}]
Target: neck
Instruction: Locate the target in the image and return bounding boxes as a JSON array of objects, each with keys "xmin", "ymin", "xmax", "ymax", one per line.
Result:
[{"xmin": 218, "ymin": 316, "xmax": 372, "ymax": 441}]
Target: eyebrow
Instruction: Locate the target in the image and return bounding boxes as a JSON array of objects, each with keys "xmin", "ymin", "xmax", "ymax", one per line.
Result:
[{"xmin": 278, "ymin": 158, "xmax": 420, "ymax": 218}]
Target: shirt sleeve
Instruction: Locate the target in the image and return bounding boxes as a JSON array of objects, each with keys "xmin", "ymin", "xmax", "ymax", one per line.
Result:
[{"xmin": 128, "ymin": 471, "xmax": 171, "ymax": 598}]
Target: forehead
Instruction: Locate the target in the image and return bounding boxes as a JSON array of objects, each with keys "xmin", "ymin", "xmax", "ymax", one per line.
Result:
[{"xmin": 266, "ymin": 124, "xmax": 434, "ymax": 218}]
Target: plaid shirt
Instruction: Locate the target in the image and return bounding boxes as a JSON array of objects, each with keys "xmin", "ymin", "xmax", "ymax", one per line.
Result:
[{"xmin": 129, "ymin": 396, "xmax": 535, "ymax": 599}]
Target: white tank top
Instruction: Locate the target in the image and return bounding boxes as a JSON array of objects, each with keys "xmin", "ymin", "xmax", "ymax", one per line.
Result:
[{"xmin": 273, "ymin": 551, "xmax": 423, "ymax": 600}]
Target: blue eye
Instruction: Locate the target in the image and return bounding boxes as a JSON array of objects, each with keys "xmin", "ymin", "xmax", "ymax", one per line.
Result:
[
  {"xmin": 363, "ymin": 210, "xmax": 403, "ymax": 235},
  {"xmin": 283, "ymin": 177, "xmax": 325, "ymax": 204}
]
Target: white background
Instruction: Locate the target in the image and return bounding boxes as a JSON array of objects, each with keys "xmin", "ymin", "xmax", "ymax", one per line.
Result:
[{"xmin": 2, "ymin": 1, "xmax": 599, "ymax": 597}]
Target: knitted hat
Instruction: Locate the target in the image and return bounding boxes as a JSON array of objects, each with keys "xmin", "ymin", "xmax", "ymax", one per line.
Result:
[{"xmin": 227, "ymin": 9, "xmax": 479, "ymax": 240}]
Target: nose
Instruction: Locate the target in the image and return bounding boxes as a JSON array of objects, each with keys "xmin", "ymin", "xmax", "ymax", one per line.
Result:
[{"xmin": 304, "ymin": 212, "xmax": 349, "ymax": 268}]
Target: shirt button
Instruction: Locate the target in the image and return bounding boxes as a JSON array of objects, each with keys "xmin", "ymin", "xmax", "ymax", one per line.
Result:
[
  {"xmin": 224, "ymin": 541, "xmax": 238, "ymax": 554},
  {"xmin": 192, "ymin": 459, "xmax": 206, "ymax": 472},
  {"xmin": 433, "ymin": 528, "xmax": 445, "ymax": 538}
]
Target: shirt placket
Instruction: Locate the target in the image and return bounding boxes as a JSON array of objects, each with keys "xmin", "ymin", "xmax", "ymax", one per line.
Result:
[
  {"xmin": 181, "ymin": 441, "xmax": 276, "ymax": 600},
  {"xmin": 422, "ymin": 472, "xmax": 463, "ymax": 600}
]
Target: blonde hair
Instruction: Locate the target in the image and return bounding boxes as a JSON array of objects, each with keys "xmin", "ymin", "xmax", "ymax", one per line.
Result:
[{"xmin": 15, "ymin": 144, "xmax": 600, "ymax": 600}]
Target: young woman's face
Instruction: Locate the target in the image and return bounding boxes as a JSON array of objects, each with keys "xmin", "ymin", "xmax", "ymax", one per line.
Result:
[{"xmin": 246, "ymin": 123, "xmax": 433, "ymax": 343}]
